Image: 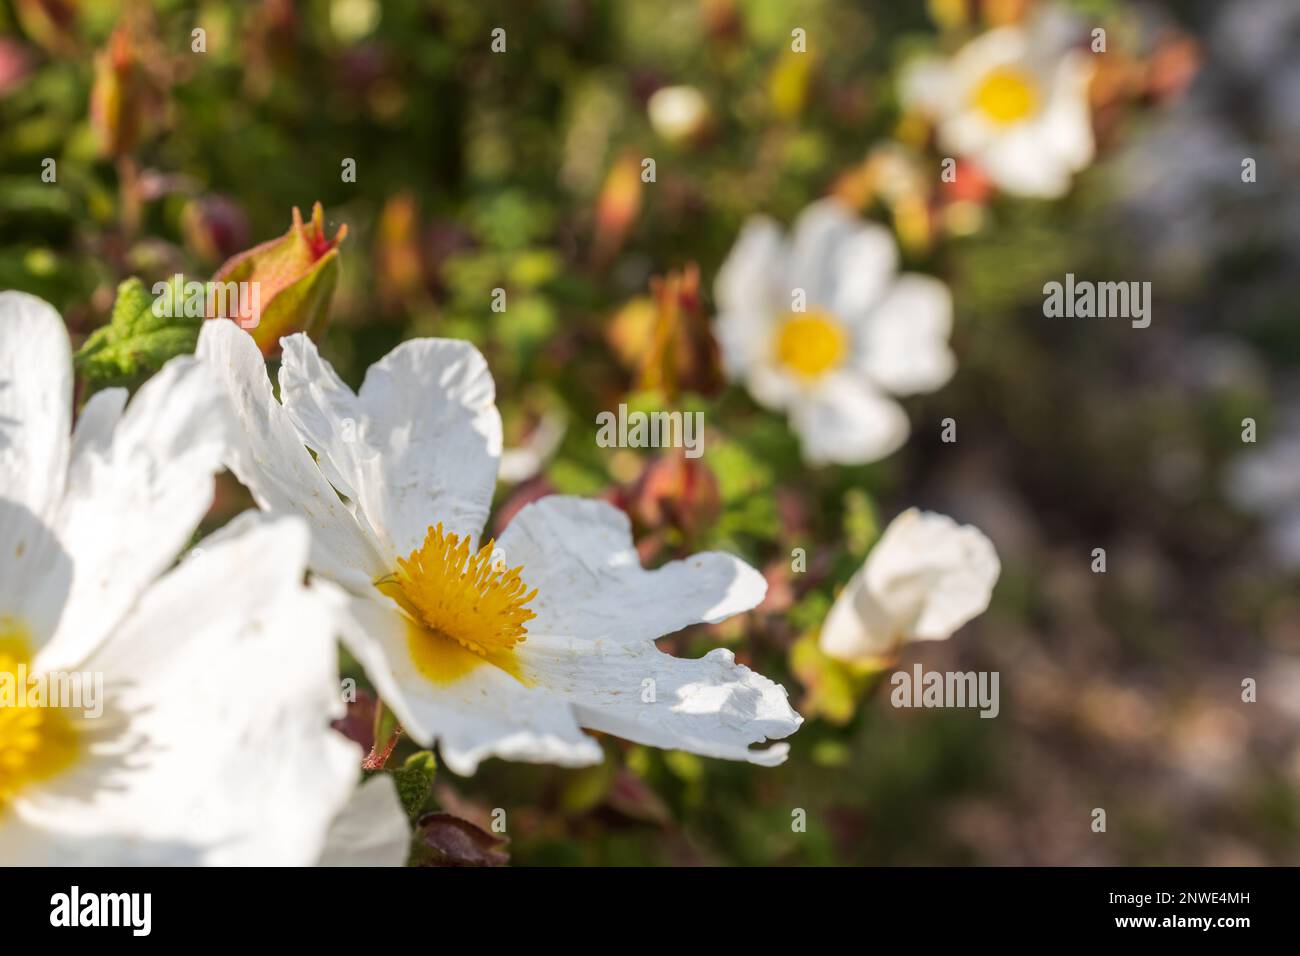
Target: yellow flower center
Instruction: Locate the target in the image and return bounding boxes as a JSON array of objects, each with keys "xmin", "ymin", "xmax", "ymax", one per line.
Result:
[
  {"xmin": 775, "ymin": 310, "xmax": 848, "ymax": 380},
  {"xmin": 376, "ymin": 524, "xmax": 537, "ymax": 686},
  {"xmin": 0, "ymin": 628, "xmax": 80, "ymax": 812},
  {"xmin": 971, "ymin": 66, "xmax": 1039, "ymax": 125}
]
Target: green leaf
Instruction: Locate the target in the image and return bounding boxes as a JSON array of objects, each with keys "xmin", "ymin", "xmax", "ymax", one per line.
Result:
[{"xmin": 73, "ymin": 277, "xmax": 201, "ymax": 388}]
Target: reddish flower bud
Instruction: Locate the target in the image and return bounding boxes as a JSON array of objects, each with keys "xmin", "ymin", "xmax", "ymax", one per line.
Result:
[{"xmin": 210, "ymin": 202, "xmax": 348, "ymax": 355}]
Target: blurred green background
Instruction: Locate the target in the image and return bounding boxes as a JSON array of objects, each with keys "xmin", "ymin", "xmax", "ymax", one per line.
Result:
[{"xmin": 3, "ymin": 0, "xmax": 1298, "ymax": 865}]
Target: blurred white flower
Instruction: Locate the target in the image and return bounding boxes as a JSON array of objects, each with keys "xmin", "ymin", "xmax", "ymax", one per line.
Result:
[
  {"xmin": 198, "ymin": 321, "xmax": 801, "ymax": 775},
  {"xmin": 819, "ymin": 508, "xmax": 1000, "ymax": 665},
  {"xmin": 647, "ymin": 85, "xmax": 711, "ymax": 144},
  {"xmin": 498, "ymin": 409, "xmax": 566, "ymax": 485},
  {"xmin": 901, "ymin": 8, "xmax": 1095, "ymax": 199},
  {"xmin": 0, "ymin": 292, "xmax": 401, "ymax": 865},
  {"xmin": 713, "ymin": 198, "xmax": 955, "ymax": 465}
]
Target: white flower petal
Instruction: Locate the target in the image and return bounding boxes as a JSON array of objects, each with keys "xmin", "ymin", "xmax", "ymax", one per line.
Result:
[
  {"xmin": 0, "ymin": 497, "xmax": 68, "ymax": 646},
  {"xmin": 276, "ymin": 333, "xmax": 371, "ymax": 504},
  {"xmin": 0, "ymin": 291, "xmax": 71, "ymax": 523},
  {"xmin": 52, "ymin": 515, "xmax": 361, "ymax": 868},
  {"xmin": 714, "ymin": 309, "xmax": 773, "ymax": 382},
  {"xmin": 821, "ymin": 509, "xmax": 999, "ymax": 662},
  {"xmin": 819, "ymin": 565, "xmax": 898, "ymax": 661},
  {"xmin": 940, "ymin": 109, "xmax": 999, "ymax": 157},
  {"xmin": 787, "ymin": 199, "xmax": 895, "ymax": 311},
  {"xmin": 858, "ymin": 274, "xmax": 956, "ymax": 395},
  {"xmin": 976, "ymin": 127, "xmax": 1075, "ymax": 198},
  {"xmin": 496, "ymin": 496, "xmax": 768, "ymax": 643},
  {"xmin": 16, "ymin": 514, "xmax": 360, "ymax": 865},
  {"xmin": 67, "ymin": 387, "xmax": 126, "ymax": 469},
  {"xmin": 898, "ymin": 55, "xmax": 952, "ymax": 114},
  {"xmin": 875, "ymin": 509, "xmax": 999, "ymax": 639},
  {"xmin": 789, "ymin": 374, "xmax": 909, "ymax": 466},
  {"xmin": 743, "ymin": 361, "xmax": 802, "ymax": 412},
  {"xmin": 827, "ymin": 221, "xmax": 900, "ymax": 321},
  {"xmin": 866, "ymin": 510, "xmax": 999, "ymax": 642},
  {"xmin": 317, "ymin": 775, "xmax": 410, "ymax": 867},
  {"xmin": 197, "ymin": 320, "xmax": 386, "ymax": 591},
  {"xmin": 36, "ymin": 357, "xmax": 228, "ymax": 672},
  {"xmin": 325, "ymin": 586, "xmax": 602, "ymax": 776},
  {"xmin": 713, "ymin": 215, "xmax": 784, "ymax": 318},
  {"xmin": 713, "ymin": 217, "xmax": 787, "ymax": 381},
  {"xmin": 281, "ymin": 335, "xmax": 501, "ymax": 559},
  {"xmin": 1040, "ymin": 52, "xmax": 1096, "ymax": 171},
  {"xmin": 0, "ymin": 294, "xmax": 72, "ymax": 631},
  {"xmin": 523, "ymin": 636, "xmax": 802, "ymax": 766}
]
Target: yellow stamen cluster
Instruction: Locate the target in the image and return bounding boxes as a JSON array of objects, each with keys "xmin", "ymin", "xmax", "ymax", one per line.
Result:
[
  {"xmin": 0, "ymin": 637, "xmax": 80, "ymax": 810},
  {"xmin": 775, "ymin": 310, "xmax": 848, "ymax": 380},
  {"xmin": 971, "ymin": 66, "xmax": 1039, "ymax": 125},
  {"xmin": 377, "ymin": 524, "xmax": 538, "ymax": 660}
]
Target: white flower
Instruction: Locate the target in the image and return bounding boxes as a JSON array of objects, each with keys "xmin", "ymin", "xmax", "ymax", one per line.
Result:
[
  {"xmin": 0, "ymin": 292, "xmax": 406, "ymax": 865},
  {"xmin": 819, "ymin": 508, "xmax": 1000, "ymax": 664},
  {"xmin": 196, "ymin": 320, "xmax": 802, "ymax": 776},
  {"xmin": 713, "ymin": 198, "xmax": 955, "ymax": 465},
  {"xmin": 648, "ymin": 85, "xmax": 711, "ymax": 143},
  {"xmin": 901, "ymin": 8, "xmax": 1095, "ymax": 199}
]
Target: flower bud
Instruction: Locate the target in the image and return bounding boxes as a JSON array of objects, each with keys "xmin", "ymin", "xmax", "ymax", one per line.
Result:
[
  {"xmin": 90, "ymin": 26, "xmax": 146, "ymax": 158},
  {"xmin": 647, "ymin": 85, "xmax": 712, "ymax": 145},
  {"xmin": 210, "ymin": 202, "xmax": 348, "ymax": 355}
]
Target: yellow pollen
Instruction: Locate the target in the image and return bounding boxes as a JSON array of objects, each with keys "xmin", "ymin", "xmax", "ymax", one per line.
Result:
[
  {"xmin": 0, "ymin": 627, "xmax": 80, "ymax": 812},
  {"xmin": 775, "ymin": 310, "xmax": 848, "ymax": 379},
  {"xmin": 375, "ymin": 524, "xmax": 537, "ymax": 685},
  {"xmin": 971, "ymin": 66, "xmax": 1039, "ymax": 125}
]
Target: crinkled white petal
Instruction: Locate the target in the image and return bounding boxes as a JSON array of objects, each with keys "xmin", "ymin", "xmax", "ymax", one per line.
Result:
[
  {"xmin": 10, "ymin": 514, "xmax": 360, "ymax": 866},
  {"xmin": 821, "ymin": 508, "xmax": 1000, "ymax": 662},
  {"xmin": 317, "ymin": 775, "xmax": 411, "ymax": 867},
  {"xmin": 281, "ymin": 334, "xmax": 501, "ymax": 559},
  {"xmin": 789, "ymin": 373, "xmax": 910, "ymax": 466},
  {"xmin": 36, "ymin": 357, "xmax": 228, "ymax": 672},
  {"xmin": 197, "ymin": 320, "xmax": 387, "ymax": 591},
  {"xmin": 523, "ymin": 635, "xmax": 801, "ymax": 766},
  {"xmin": 324, "ymin": 585, "xmax": 602, "ymax": 776},
  {"xmin": 496, "ymin": 496, "xmax": 768, "ymax": 643},
  {"xmin": 858, "ymin": 274, "xmax": 956, "ymax": 395}
]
